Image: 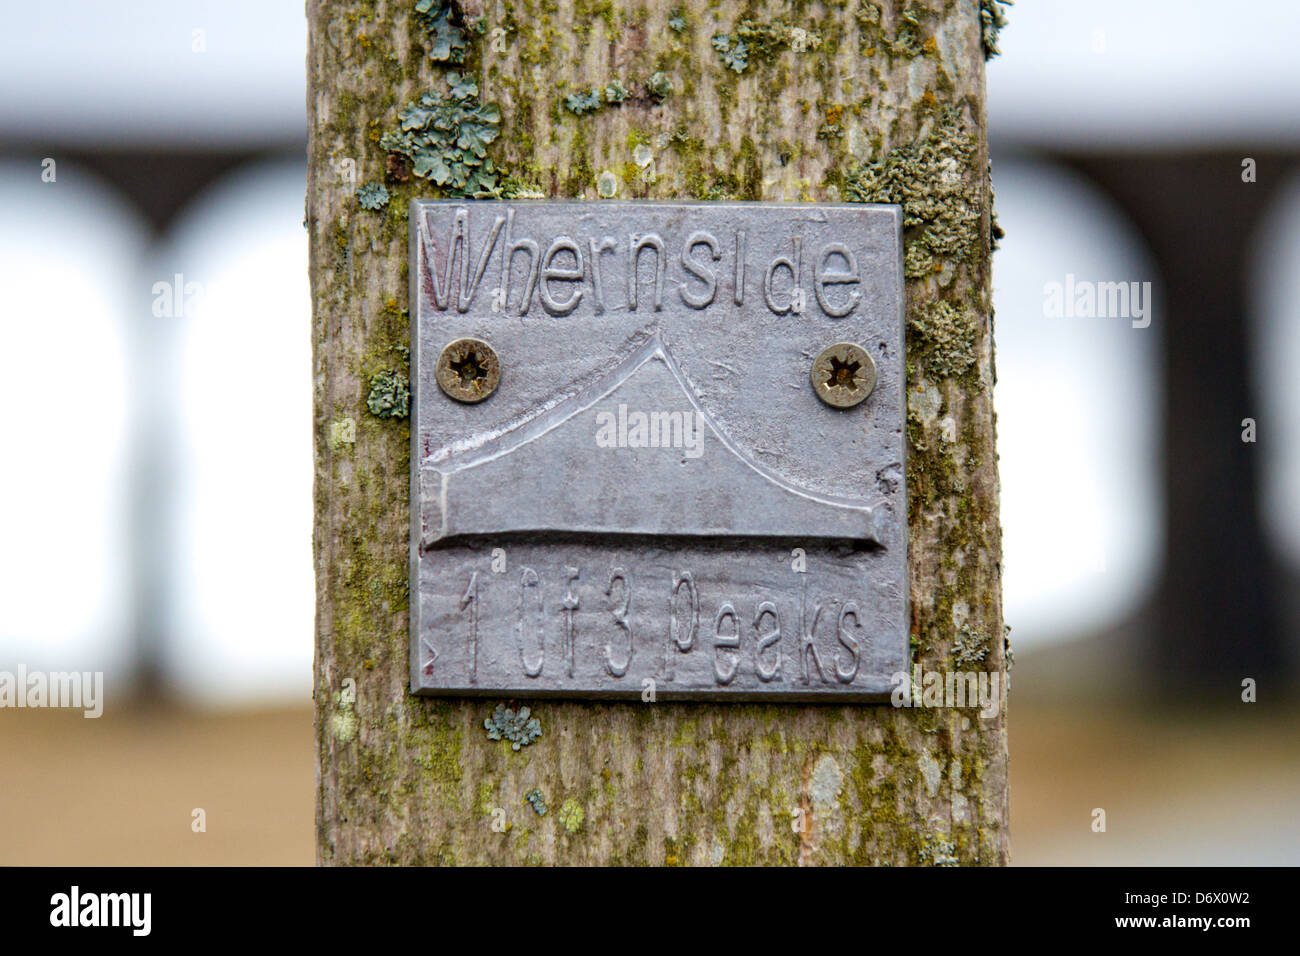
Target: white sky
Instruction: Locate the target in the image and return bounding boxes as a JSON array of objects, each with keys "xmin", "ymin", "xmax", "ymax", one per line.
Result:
[
  {"xmin": 989, "ymin": 0, "xmax": 1300, "ymax": 147},
  {"xmin": 0, "ymin": 1, "xmax": 307, "ymax": 146}
]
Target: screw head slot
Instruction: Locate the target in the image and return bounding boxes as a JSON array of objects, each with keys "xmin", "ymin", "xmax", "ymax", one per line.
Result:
[
  {"xmin": 436, "ymin": 338, "xmax": 500, "ymax": 403},
  {"xmin": 811, "ymin": 342, "xmax": 876, "ymax": 409}
]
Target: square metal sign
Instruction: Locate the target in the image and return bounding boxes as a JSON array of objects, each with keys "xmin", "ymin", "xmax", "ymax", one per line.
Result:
[{"xmin": 409, "ymin": 200, "xmax": 907, "ymax": 700}]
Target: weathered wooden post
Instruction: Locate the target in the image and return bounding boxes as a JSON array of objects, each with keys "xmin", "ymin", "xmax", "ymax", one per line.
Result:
[{"xmin": 310, "ymin": 0, "xmax": 1008, "ymax": 865}]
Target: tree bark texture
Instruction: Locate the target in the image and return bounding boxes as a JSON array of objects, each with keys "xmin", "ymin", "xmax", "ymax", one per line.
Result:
[{"xmin": 310, "ymin": 0, "xmax": 1008, "ymax": 865}]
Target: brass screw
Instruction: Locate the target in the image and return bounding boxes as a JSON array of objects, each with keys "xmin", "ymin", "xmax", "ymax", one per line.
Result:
[
  {"xmin": 811, "ymin": 342, "xmax": 876, "ymax": 409},
  {"xmin": 436, "ymin": 338, "xmax": 500, "ymax": 403}
]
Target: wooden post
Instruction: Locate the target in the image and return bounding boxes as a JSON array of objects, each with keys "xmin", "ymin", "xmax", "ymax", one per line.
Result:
[{"xmin": 310, "ymin": 0, "xmax": 1008, "ymax": 865}]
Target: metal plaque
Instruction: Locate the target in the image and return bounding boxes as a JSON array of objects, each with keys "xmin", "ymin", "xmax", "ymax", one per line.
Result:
[{"xmin": 409, "ymin": 200, "xmax": 907, "ymax": 700}]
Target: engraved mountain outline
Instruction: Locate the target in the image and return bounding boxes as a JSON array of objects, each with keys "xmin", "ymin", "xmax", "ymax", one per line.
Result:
[{"xmin": 419, "ymin": 337, "xmax": 891, "ymax": 547}]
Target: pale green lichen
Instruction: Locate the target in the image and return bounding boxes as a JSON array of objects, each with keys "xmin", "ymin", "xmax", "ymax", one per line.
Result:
[
  {"xmin": 328, "ymin": 417, "xmax": 357, "ymax": 449},
  {"xmin": 855, "ymin": 1, "xmax": 882, "ymax": 54},
  {"xmin": 841, "ymin": 107, "xmax": 981, "ymax": 279},
  {"xmin": 980, "ymin": 0, "xmax": 1012, "ymax": 60},
  {"xmin": 366, "ymin": 369, "xmax": 410, "ymax": 419},
  {"xmin": 711, "ymin": 34, "xmax": 749, "ymax": 73},
  {"xmin": 558, "ymin": 798, "xmax": 585, "ymax": 833},
  {"xmin": 484, "ymin": 704, "xmax": 541, "ymax": 750},
  {"xmin": 604, "ymin": 79, "xmax": 628, "ymax": 104},
  {"xmin": 854, "ymin": 2, "xmax": 940, "ymax": 60},
  {"xmin": 919, "ymin": 834, "xmax": 959, "ymax": 866},
  {"xmin": 712, "ymin": 19, "xmax": 822, "ymax": 73},
  {"xmin": 565, "ymin": 88, "xmax": 605, "ymax": 115},
  {"xmin": 890, "ymin": 7, "xmax": 924, "ymax": 57},
  {"xmin": 356, "ymin": 181, "xmax": 390, "ymax": 210},
  {"xmin": 380, "ymin": 73, "xmax": 501, "ymax": 197},
  {"xmin": 817, "ymin": 104, "xmax": 847, "ymax": 141},
  {"xmin": 499, "ymin": 178, "xmax": 546, "ymax": 199},
  {"xmin": 525, "ymin": 789, "xmax": 548, "ymax": 815},
  {"xmin": 910, "ymin": 300, "xmax": 977, "ymax": 377},
  {"xmin": 564, "ymin": 79, "xmax": 628, "ymax": 116},
  {"xmin": 737, "ymin": 18, "xmax": 821, "ymax": 58},
  {"xmin": 414, "ymin": 0, "xmax": 471, "ymax": 64},
  {"xmin": 646, "ymin": 71, "xmax": 673, "ymax": 101},
  {"xmin": 952, "ymin": 625, "xmax": 990, "ymax": 667},
  {"xmin": 328, "ymin": 709, "xmax": 358, "ymax": 743}
]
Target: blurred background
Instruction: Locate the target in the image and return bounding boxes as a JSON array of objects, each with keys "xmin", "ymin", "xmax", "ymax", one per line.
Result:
[{"xmin": 1, "ymin": 0, "xmax": 1297, "ymax": 865}]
